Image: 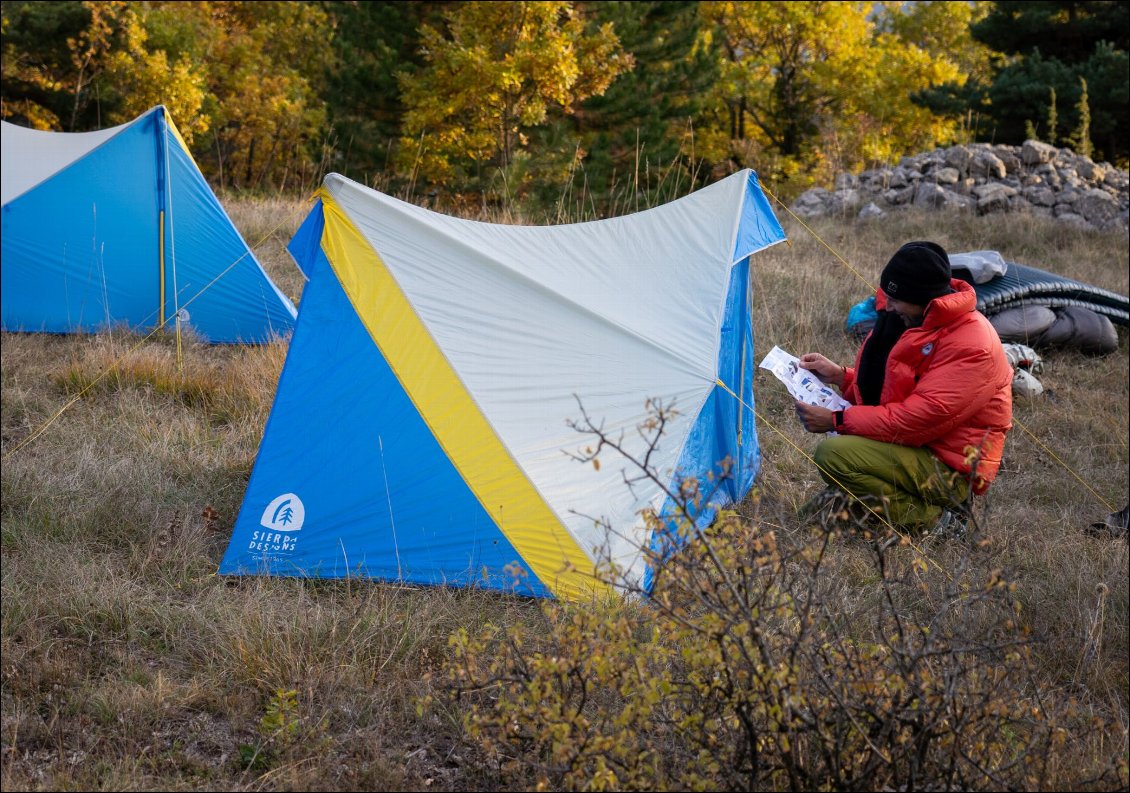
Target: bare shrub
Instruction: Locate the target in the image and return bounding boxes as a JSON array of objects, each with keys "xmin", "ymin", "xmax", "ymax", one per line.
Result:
[{"xmin": 431, "ymin": 402, "xmax": 1129, "ymax": 791}]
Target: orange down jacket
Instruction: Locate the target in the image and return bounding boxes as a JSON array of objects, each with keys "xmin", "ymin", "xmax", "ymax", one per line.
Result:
[{"xmin": 840, "ymin": 279, "xmax": 1013, "ymax": 494}]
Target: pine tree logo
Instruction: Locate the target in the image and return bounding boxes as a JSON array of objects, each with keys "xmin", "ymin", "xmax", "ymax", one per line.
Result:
[{"xmin": 260, "ymin": 493, "xmax": 305, "ymax": 532}]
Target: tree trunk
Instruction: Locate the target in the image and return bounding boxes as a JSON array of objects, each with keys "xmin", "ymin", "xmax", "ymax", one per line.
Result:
[{"xmin": 245, "ymin": 137, "xmax": 257, "ymax": 189}]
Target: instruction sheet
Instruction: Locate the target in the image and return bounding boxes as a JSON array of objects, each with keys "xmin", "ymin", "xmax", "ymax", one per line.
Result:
[{"xmin": 759, "ymin": 346, "xmax": 851, "ymax": 411}]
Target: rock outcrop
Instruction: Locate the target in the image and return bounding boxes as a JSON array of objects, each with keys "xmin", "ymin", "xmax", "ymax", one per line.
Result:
[{"xmin": 790, "ymin": 140, "xmax": 1129, "ymax": 233}]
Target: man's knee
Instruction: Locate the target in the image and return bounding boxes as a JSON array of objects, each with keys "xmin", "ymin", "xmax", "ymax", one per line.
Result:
[{"xmin": 813, "ymin": 435, "xmax": 859, "ymax": 480}]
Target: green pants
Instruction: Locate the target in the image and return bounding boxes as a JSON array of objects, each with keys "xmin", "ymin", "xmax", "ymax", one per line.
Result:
[{"xmin": 813, "ymin": 435, "xmax": 970, "ymax": 528}]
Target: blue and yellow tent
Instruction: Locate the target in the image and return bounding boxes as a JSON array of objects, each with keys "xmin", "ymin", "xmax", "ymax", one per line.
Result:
[
  {"xmin": 1, "ymin": 106, "xmax": 296, "ymax": 343},
  {"xmin": 219, "ymin": 170, "xmax": 786, "ymax": 600}
]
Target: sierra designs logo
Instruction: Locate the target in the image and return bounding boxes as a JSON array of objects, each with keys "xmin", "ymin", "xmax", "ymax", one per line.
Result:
[
  {"xmin": 249, "ymin": 493, "xmax": 305, "ymax": 555},
  {"xmin": 261, "ymin": 493, "xmax": 305, "ymax": 531}
]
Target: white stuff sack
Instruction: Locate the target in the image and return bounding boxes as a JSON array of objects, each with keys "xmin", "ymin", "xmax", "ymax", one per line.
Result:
[{"xmin": 951, "ymin": 250, "xmax": 1008, "ymax": 283}]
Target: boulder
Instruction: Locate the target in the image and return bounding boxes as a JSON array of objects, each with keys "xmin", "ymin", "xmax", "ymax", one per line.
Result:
[{"xmin": 1022, "ymin": 140, "xmax": 1058, "ymax": 165}]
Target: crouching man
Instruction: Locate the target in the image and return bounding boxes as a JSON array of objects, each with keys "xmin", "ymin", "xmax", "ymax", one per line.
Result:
[{"xmin": 795, "ymin": 241, "xmax": 1013, "ymax": 532}]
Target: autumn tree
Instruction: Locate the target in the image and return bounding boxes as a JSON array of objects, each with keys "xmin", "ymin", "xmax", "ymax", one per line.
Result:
[
  {"xmin": 885, "ymin": 0, "xmax": 995, "ymax": 142},
  {"xmin": 0, "ymin": 0, "xmax": 122, "ymax": 129},
  {"xmin": 838, "ymin": 3, "xmax": 981, "ymax": 164},
  {"xmin": 97, "ymin": 4, "xmax": 207, "ymax": 144},
  {"xmin": 2, "ymin": 1, "xmax": 202, "ymax": 137},
  {"xmin": 397, "ymin": 1, "xmax": 633, "ymax": 194},
  {"xmin": 128, "ymin": 1, "xmax": 333, "ymax": 192},
  {"xmin": 695, "ymin": 1, "xmax": 974, "ymax": 192},
  {"xmin": 2, "ymin": 1, "xmax": 332, "ymax": 191},
  {"xmin": 321, "ymin": 1, "xmax": 440, "ymax": 186}
]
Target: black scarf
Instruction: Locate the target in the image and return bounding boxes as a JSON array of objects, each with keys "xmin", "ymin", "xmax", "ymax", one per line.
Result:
[{"xmin": 856, "ymin": 310, "xmax": 906, "ymax": 406}]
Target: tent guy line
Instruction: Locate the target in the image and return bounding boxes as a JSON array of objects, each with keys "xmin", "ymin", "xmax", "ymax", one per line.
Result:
[
  {"xmin": 1, "ymin": 200, "xmax": 310, "ymax": 462},
  {"xmin": 761, "ymin": 182, "xmax": 876, "ymax": 293}
]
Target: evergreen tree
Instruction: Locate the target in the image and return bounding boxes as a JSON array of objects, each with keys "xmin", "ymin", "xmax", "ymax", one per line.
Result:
[
  {"xmin": 971, "ymin": 0, "xmax": 1128, "ymax": 64},
  {"xmin": 986, "ymin": 50, "xmax": 1075, "ymax": 147},
  {"xmin": 574, "ymin": 1, "xmax": 718, "ymax": 205},
  {"xmin": 1076, "ymin": 41, "xmax": 1128, "ymax": 164},
  {"xmin": 321, "ymin": 2, "xmax": 441, "ymax": 186},
  {"xmin": 971, "ymin": 1, "xmax": 1127, "ymax": 163},
  {"xmin": 1067, "ymin": 76, "xmax": 1093, "ymax": 157},
  {"xmin": 1047, "ymin": 86, "xmax": 1059, "ymax": 143}
]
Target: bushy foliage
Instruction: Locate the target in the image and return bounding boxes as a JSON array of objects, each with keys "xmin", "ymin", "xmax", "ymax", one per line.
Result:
[
  {"xmin": 429, "ymin": 404, "xmax": 1128, "ymax": 791},
  {"xmin": 438, "ymin": 517, "xmax": 1127, "ymax": 790}
]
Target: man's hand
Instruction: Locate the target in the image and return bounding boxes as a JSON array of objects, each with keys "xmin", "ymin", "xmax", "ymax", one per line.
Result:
[
  {"xmin": 795, "ymin": 400, "xmax": 836, "ymax": 433},
  {"xmin": 798, "ymin": 353, "xmax": 845, "ymax": 388}
]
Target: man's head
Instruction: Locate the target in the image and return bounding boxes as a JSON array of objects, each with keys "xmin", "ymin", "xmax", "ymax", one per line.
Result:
[{"xmin": 880, "ymin": 241, "xmax": 952, "ymax": 326}]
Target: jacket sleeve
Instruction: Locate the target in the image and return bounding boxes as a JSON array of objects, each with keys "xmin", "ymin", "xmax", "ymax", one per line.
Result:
[
  {"xmin": 842, "ymin": 366, "xmax": 857, "ymax": 402},
  {"xmin": 840, "ymin": 344, "xmax": 1001, "ymax": 446}
]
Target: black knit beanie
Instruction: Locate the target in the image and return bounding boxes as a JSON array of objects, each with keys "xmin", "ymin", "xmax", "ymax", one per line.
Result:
[{"xmin": 879, "ymin": 241, "xmax": 952, "ymax": 305}]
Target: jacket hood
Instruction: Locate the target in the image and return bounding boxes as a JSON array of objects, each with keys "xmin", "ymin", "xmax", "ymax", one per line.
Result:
[{"xmin": 922, "ymin": 279, "xmax": 976, "ymax": 330}]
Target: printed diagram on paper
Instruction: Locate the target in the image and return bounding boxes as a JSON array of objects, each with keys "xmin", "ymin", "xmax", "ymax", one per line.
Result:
[{"xmin": 759, "ymin": 346, "xmax": 851, "ymax": 411}]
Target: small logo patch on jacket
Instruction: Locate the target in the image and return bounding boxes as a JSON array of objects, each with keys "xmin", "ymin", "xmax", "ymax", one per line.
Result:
[{"xmin": 921, "ymin": 342, "xmax": 934, "ymax": 356}]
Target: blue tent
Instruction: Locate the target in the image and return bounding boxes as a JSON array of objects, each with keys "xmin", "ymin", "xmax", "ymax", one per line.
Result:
[
  {"xmin": 1, "ymin": 106, "xmax": 296, "ymax": 343},
  {"xmin": 219, "ymin": 170, "xmax": 786, "ymax": 601}
]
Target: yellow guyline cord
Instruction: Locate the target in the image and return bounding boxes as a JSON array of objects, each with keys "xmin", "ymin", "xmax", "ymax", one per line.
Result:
[
  {"xmin": 713, "ymin": 378, "xmax": 896, "ymax": 530},
  {"xmin": 2, "ymin": 200, "xmax": 311, "ymax": 462},
  {"xmin": 759, "ymin": 182, "xmax": 1117, "ymax": 516}
]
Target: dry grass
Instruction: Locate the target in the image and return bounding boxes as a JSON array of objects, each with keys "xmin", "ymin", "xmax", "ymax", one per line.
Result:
[
  {"xmin": 2, "ymin": 195, "xmax": 1127, "ymax": 790},
  {"xmin": 753, "ymin": 207, "xmax": 1129, "ymax": 714}
]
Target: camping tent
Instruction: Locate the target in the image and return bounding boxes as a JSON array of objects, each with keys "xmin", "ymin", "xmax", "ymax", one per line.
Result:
[
  {"xmin": 1, "ymin": 106, "xmax": 296, "ymax": 342},
  {"xmin": 219, "ymin": 170, "xmax": 786, "ymax": 600}
]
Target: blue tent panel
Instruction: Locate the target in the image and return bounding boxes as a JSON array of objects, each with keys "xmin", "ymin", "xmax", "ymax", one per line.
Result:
[
  {"xmin": 159, "ymin": 125, "xmax": 298, "ymax": 342},
  {"xmin": 2, "ymin": 114, "xmax": 161, "ymax": 333},
  {"xmin": 219, "ymin": 235, "xmax": 552, "ymax": 597},
  {"xmin": 733, "ymin": 171, "xmax": 787, "ymax": 258},
  {"xmin": 286, "ymin": 199, "xmax": 324, "ymax": 280},
  {"xmin": 644, "ymin": 173, "xmax": 782, "ymax": 592}
]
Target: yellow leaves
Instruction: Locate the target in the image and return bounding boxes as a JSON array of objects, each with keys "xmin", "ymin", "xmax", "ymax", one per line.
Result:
[
  {"xmin": 398, "ymin": 1, "xmax": 630, "ymax": 186},
  {"xmin": 101, "ymin": 7, "xmax": 208, "ymax": 143},
  {"xmin": 70, "ymin": 1, "xmax": 125, "ymax": 72},
  {"xmin": 697, "ymin": 0, "xmax": 980, "ymax": 189}
]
